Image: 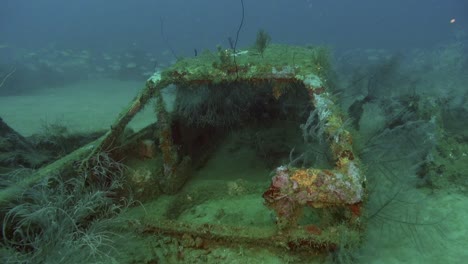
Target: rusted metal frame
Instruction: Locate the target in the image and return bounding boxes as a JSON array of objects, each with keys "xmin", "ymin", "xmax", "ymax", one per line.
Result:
[
  {"xmin": 142, "ymin": 72, "xmax": 363, "ymax": 252},
  {"xmin": 1, "ymin": 75, "xmax": 165, "ymax": 205},
  {"xmin": 154, "ymin": 73, "xmax": 299, "ymax": 168},
  {"xmin": 79, "ymin": 74, "xmax": 167, "ymax": 170},
  {"xmin": 263, "ymin": 74, "xmax": 365, "ymax": 230},
  {"xmin": 140, "ymin": 220, "xmax": 343, "ymax": 253},
  {"xmin": 153, "ymin": 79, "xmax": 179, "ymax": 183},
  {"xmin": 154, "ymin": 74, "xmax": 202, "ymax": 193},
  {"xmin": 154, "ymin": 72, "xmax": 363, "ymax": 224}
]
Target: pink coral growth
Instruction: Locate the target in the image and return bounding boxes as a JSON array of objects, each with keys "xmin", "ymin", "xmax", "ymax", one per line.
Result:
[{"xmin": 272, "ymin": 166, "xmax": 290, "ymax": 189}]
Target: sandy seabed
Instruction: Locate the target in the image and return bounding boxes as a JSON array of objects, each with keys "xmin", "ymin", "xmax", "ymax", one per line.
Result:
[{"xmin": 0, "ymin": 78, "xmax": 154, "ymax": 136}]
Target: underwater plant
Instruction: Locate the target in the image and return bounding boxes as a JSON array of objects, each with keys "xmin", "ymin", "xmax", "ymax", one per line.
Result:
[
  {"xmin": 300, "ymin": 108, "xmax": 326, "ymax": 143},
  {"xmin": 0, "ymin": 152, "xmax": 127, "ymax": 263},
  {"xmin": 0, "ymin": 67, "xmax": 16, "ymax": 89},
  {"xmin": 349, "ymin": 85, "xmax": 448, "ymax": 259},
  {"xmin": 174, "ymin": 83, "xmax": 258, "ymax": 127},
  {"xmin": 310, "ymin": 46, "xmax": 331, "ymax": 78},
  {"xmin": 159, "ymin": 17, "xmax": 178, "ymax": 60},
  {"xmin": 254, "ymin": 29, "xmax": 271, "ymax": 58},
  {"xmin": 216, "ymin": 45, "xmax": 235, "ymax": 70}
]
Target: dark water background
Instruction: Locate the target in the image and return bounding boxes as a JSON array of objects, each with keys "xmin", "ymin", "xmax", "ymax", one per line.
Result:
[{"xmin": 1, "ymin": 0, "xmax": 466, "ymax": 55}]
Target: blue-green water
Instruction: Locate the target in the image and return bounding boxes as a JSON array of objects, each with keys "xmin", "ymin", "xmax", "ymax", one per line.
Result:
[{"xmin": 1, "ymin": 1, "xmax": 467, "ymax": 263}]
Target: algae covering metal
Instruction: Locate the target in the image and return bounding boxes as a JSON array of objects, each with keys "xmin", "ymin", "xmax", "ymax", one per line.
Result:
[
  {"xmin": 159, "ymin": 44, "xmax": 331, "ymax": 85},
  {"xmin": 77, "ymin": 44, "xmax": 365, "ymax": 254},
  {"xmin": 138, "ymin": 44, "xmax": 366, "ymax": 252}
]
